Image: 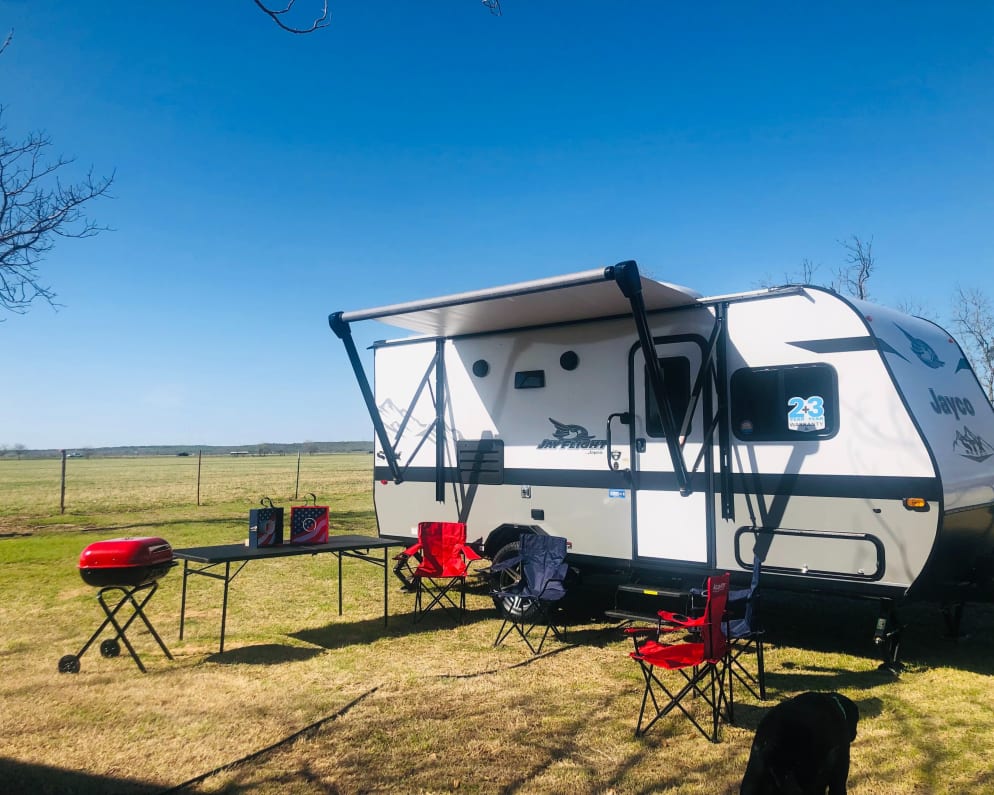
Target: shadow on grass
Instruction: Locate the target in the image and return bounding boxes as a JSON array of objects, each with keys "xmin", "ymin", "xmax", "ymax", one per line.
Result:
[
  {"xmin": 206, "ymin": 643, "xmax": 325, "ymax": 666},
  {"xmin": 739, "ymin": 589, "xmax": 994, "ymax": 677},
  {"xmin": 0, "ymin": 756, "xmax": 159, "ymax": 795},
  {"xmin": 83, "ymin": 517, "xmax": 241, "ymax": 534},
  {"xmin": 723, "ymin": 694, "xmax": 885, "ymax": 735},
  {"xmin": 289, "ymin": 605, "xmax": 497, "ymax": 651}
]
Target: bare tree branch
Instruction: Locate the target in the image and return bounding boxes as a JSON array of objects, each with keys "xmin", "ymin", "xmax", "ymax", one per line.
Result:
[
  {"xmin": 895, "ymin": 298, "xmax": 937, "ymax": 322},
  {"xmin": 951, "ymin": 285, "xmax": 994, "ymax": 403},
  {"xmin": 0, "ymin": 107, "xmax": 114, "ymax": 315},
  {"xmin": 0, "ymin": 29, "xmax": 12, "ymax": 56},
  {"xmin": 251, "ymin": 1, "xmax": 501, "ymax": 33},
  {"xmin": 834, "ymin": 235, "xmax": 874, "ymax": 300},
  {"xmin": 752, "ymin": 257, "xmax": 822, "ymax": 290},
  {"xmin": 253, "ymin": 0, "xmax": 331, "ymax": 34}
]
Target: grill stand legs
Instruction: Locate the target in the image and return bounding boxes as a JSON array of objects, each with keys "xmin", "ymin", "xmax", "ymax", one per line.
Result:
[{"xmin": 59, "ymin": 581, "xmax": 173, "ymax": 674}]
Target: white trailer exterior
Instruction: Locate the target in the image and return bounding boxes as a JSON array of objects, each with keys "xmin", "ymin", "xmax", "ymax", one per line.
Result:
[{"xmin": 330, "ymin": 261, "xmax": 994, "ymax": 626}]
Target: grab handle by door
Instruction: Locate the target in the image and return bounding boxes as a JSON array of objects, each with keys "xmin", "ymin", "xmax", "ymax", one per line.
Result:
[{"xmin": 606, "ymin": 412, "xmax": 631, "ymax": 471}]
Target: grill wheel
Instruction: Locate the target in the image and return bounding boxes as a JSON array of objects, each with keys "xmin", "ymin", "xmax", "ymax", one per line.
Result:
[
  {"xmin": 58, "ymin": 654, "xmax": 81, "ymax": 674},
  {"xmin": 100, "ymin": 639, "xmax": 121, "ymax": 658}
]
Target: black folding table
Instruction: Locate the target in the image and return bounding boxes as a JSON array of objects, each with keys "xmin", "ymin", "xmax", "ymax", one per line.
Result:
[{"xmin": 175, "ymin": 535, "xmax": 403, "ymax": 653}]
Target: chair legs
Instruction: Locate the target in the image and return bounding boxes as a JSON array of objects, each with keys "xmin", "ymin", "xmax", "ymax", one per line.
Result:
[
  {"xmin": 413, "ymin": 575, "xmax": 467, "ymax": 623},
  {"xmin": 728, "ymin": 635, "xmax": 766, "ymax": 701},
  {"xmin": 634, "ymin": 659, "xmax": 731, "ymax": 743},
  {"xmin": 494, "ymin": 600, "xmax": 566, "ymax": 654}
]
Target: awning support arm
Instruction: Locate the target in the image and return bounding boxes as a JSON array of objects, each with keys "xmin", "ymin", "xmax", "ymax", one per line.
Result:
[
  {"xmin": 715, "ymin": 302, "xmax": 734, "ymax": 520},
  {"xmin": 329, "ymin": 312, "xmax": 403, "ymax": 484},
  {"xmin": 608, "ymin": 260, "xmax": 691, "ymax": 496},
  {"xmin": 435, "ymin": 338, "xmax": 446, "ymax": 503}
]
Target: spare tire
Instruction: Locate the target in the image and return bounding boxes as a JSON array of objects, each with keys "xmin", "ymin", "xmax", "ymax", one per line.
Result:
[{"xmin": 489, "ymin": 539, "xmax": 542, "ymax": 621}]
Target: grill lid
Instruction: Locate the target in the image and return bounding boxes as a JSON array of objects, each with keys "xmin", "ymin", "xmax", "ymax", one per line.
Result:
[{"xmin": 78, "ymin": 537, "xmax": 174, "ymax": 570}]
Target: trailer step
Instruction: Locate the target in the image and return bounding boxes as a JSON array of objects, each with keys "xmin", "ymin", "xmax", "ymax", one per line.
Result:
[
  {"xmin": 604, "ymin": 608, "xmax": 662, "ymax": 625},
  {"xmin": 610, "ymin": 580, "xmax": 692, "ymax": 626},
  {"xmin": 614, "ymin": 583, "xmax": 688, "ymax": 599}
]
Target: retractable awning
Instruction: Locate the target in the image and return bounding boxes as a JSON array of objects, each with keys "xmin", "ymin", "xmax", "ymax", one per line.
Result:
[
  {"xmin": 336, "ymin": 266, "xmax": 701, "ymax": 337},
  {"xmin": 329, "ymin": 260, "xmax": 704, "ymax": 495}
]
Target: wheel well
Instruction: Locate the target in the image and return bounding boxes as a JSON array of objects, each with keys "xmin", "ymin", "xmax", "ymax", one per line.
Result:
[{"xmin": 483, "ymin": 524, "xmax": 544, "ymax": 559}]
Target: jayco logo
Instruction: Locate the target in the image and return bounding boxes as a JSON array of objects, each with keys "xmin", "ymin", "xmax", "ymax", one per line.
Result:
[
  {"xmin": 929, "ymin": 388, "xmax": 975, "ymax": 421},
  {"xmin": 538, "ymin": 418, "xmax": 608, "ymax": 450}
]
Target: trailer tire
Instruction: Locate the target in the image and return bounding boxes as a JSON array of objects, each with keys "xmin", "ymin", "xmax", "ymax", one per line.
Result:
[{"xmin": 489, "ymin": 540, "xmax": 541, "ymax": 622}]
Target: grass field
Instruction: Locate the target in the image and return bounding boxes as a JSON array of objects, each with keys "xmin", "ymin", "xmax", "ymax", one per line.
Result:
[{"xmin": 2, "ymin": 455, "xmax": 994, "ymax": 794}]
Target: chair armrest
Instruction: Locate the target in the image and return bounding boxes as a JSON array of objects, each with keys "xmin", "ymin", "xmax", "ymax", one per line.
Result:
[
  {"xmin": 657, "ymin": 609, "xmax": 703, "ymax": 628},
  {"xmin": 485, "ymin": 554, "xmax": 523, "ymax": 575},
  {"xmin": 457, "ymin": 543, "xmax": 483, "ymax": 562},
  {"xmin": 728, "ymin": 585, "xmax": 756, "ymax": 603},
  {"xmin": 532, "ymin": 576, "xmax": 568, "ymax": 602},
  {"xmin": 395, "ymin": 541, "xmax": 422, "ymax": 559}
]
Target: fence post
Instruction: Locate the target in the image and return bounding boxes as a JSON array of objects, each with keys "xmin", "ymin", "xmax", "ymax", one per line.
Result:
[
  {"xmin": 197, "ymin": 449, "xmax": 203, "ymax": 506},
  {"xmin": 60, "ymin": 449, "xmax": 67, "ymax": 514},
  {"xmin": 295, "ymin": 451, "xmax": 301, "ymax": 499}
]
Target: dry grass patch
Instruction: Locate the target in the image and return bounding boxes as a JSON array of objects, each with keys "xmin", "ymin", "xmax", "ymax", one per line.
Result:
[{"xmin": 3, "ymin": 455, "xmax": 994, "ymax": 794}]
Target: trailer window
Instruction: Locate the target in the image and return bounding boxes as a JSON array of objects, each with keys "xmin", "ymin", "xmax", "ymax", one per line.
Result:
[
  {"xmin": 731, "ymin": 363, "xmax": 838, "ymax": 442},
  {"xmin": 645, "ymin": 357, "xmax": 692, "ymax": 438}
]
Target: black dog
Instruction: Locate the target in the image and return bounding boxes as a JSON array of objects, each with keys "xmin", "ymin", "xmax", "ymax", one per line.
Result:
[{"xmin": 740, "ymin": 691, "xmax": 859, "ymax": 795}]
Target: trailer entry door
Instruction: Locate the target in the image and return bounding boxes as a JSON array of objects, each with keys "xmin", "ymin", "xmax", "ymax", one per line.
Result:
[{"xmin": 630, "ymin": 336, "xmax": 714, "ymax": 565}]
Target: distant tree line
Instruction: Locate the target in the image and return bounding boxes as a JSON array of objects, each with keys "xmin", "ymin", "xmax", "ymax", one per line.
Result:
[{"xmin": 0, "ymin": 441, "xmax": 373, "ymax": 460}]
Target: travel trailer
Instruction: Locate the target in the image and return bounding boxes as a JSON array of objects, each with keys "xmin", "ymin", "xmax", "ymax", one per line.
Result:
[{"xmin": 330, "ymin": 260, "xmax": 994, "ymax": 665}]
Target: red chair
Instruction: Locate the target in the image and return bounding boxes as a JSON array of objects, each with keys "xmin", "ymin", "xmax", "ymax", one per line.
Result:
[
  {"xmin": 667, "ymin": 556, "xmax": 767, "ymax": 707},
  {"xmin": 398, "ymin": 521, "xmax": 481, "ymax": 623},
  {"xmin": 627, "ymin": 572, "xmax": 731, "ymax": 742}
]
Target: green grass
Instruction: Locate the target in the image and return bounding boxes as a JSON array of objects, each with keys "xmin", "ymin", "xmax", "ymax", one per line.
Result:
[{"xmin": 1, "ymin": 455, "xmax": 994, "ymax": 793}]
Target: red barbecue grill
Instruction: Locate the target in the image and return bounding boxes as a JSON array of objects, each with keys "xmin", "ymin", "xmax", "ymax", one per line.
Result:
[{"xmin": 59, "ymin": 537, "xmax": 176, "ymax": 674}]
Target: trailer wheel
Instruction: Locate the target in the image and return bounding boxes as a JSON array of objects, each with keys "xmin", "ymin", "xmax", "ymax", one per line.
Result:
[
  {"xmin": 100, "ymin": 639, "xmax": 121, "ymax": 658},
  {"xmin": 489, "ymin": 540, "xmax": 541, "ymax": 622},
  {"xmin": 58, "ymin": 654, "xmax": 80, "ymax": 674}
]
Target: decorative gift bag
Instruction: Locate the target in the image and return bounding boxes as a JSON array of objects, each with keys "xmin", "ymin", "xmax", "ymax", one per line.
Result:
[
  {"xmin": 289, "ymin": 493, "xmax": 329, "ymax": 545},
  {"xmin": 248, "ymin": 497, "xmax": 284, "ymax": 547}
]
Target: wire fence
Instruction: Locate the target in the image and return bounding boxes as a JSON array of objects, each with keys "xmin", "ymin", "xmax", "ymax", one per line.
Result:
[{"xmin": 0, "ymin": 451, "xmax": 374, "ymax": 519}]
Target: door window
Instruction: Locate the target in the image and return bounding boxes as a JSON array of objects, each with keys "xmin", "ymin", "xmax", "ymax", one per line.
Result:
[{"xmin": 645, "ymin": 357, "xmax": 692, "ymax": 438}]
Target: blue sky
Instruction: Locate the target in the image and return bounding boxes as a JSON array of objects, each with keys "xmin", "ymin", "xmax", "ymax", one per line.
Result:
[{"xmin": 2, "ymin": 1, "xmax": 992, "ymax": 449}]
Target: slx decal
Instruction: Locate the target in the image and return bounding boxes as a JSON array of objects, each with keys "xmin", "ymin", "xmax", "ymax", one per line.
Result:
[{"xmin": 954, "ymin": 426, "xmax": 994, "ymax": 463}]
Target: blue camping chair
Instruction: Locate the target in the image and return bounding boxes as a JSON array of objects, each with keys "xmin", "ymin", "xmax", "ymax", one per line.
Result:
[
  {"xmin": 725, "ymin": 555, "xmax": 766, "ymax": 701},
  {"xmin": 490, "ymin": 534, "xmax": 569, "ymax": 654}
]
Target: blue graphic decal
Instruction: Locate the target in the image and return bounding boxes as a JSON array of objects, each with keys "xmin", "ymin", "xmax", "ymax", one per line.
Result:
[{"xmin": 895, "ymin": 324, "xmax": 944, "ymax": 369}]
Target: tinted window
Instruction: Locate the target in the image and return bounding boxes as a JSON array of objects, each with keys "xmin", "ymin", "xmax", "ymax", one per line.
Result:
[
  {"xmin": 731, "ymin": 364, "xmax": 838, "ymax": 442},
  {"xmin": 645, "ymin": 357, "xmax": 692, "ymax": 438}
]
